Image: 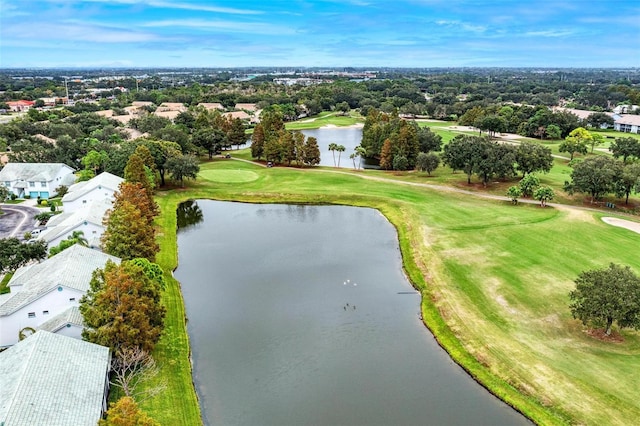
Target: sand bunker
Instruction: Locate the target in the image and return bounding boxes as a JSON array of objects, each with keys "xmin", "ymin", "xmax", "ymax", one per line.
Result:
[{"xmin": 601, "ymin": 217, "xmax": 640, "ymax": 235}]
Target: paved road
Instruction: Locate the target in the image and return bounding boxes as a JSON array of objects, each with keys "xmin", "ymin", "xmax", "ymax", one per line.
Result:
[{"xmin": 0, "ymin": 204, "xmax": 41, "ymax": 239}]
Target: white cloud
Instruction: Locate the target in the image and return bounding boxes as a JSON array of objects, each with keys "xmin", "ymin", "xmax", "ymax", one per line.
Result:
[
  {"xmin": 524, "ymin": 30, "xmax": 576, "ymax": 37},
  {"xmin": 142, "ymin": 19, "xmax": 296, "ymax": 35},
  {"xmin": 5, "ymin": 22, "xmax": 158, "ymax": 43},
  {"xmin": 435, "ymin": 20, "xmax": 486, "ymax": 33},
  {"xmin": 45, "ymin": 0, "xmax": 263, "ymax": 15}
]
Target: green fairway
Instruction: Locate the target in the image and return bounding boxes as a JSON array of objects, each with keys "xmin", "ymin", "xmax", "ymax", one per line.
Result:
[
  {"xmin": 285, "ymin": 111, "xmax": 363, "ymax": 130},
  {"xmin": 149, "ymin": 157, "xmax": 640, "ymax": 426}
]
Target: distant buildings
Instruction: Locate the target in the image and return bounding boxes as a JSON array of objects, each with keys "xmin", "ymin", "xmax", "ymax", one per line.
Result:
[{"xmin": 5, "ymin": 100, "xmax": 35, "ymax": 112}]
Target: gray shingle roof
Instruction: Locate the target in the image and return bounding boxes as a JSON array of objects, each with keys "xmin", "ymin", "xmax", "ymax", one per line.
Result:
[
  {"xmin": 62, "ymin": 172, "xmax": 123, "ymax": 203},
  {"xmin": 0, "ymin": 245, "xmax": 120, "ymax": 316},
  {"xmin": 0, "ymin": 331, "xmax": 110, "ymax": 426},
  {"xmin": 36, "ymin": 306, "xmax": 84, "ymax": 333},
  {"xmin": 0, "ymin": 163, "xmax": 75, "ymax": 182}
]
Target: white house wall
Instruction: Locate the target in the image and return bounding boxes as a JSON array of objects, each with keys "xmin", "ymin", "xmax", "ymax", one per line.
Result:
[
  {"xmin": 64, "ymin": 187, "xmax": 118, "ymax": 214},
  {"xmin": 47, "ymin": 222, "xmax": 105, "ymax": 250},
  {"xmin": 0, "ymin": 286, "xmax": 84, "ymax": 347},
  {"xmin": 53, "ymin": 323, "xmax": 83, "ymax": 340}
]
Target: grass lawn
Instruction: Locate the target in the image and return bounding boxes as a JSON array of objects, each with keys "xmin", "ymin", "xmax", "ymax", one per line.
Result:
[
  {"xmin": 0, "ymin": 272, "xmax": 12, "ymax": 294},
  {"xmin": 148, "ymin": 158, "xmax": 640, "ymax": 425}
]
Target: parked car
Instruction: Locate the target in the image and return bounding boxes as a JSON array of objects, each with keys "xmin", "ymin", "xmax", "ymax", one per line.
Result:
[{"xmin": 267, "ymin": 162, "xmax": 273, "ymax": 168}]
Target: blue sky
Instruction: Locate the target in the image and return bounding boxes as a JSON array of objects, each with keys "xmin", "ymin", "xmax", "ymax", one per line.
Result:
[{"xmin": 1, "ymin": 0, "xmax": 639, "ymax": 68}]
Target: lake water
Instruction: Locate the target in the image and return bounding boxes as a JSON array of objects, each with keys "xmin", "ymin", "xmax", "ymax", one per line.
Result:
[
  {"xmin": 175, "ymin": 201, "xmax": 529, "ymax": 426},
  {"xmin": 301, "ymin": 127, "xmax": 363, "ymax": 168}
]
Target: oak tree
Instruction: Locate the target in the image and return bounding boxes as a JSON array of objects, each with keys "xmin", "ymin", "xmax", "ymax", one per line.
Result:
[{"xmin": 569, "ymin": 263, "xmax": 640, "ymax": 335}]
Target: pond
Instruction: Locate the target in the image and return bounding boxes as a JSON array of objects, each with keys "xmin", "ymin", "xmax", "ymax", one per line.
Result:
[
  {"xmin": 301, "ymin": 127, "xmax": 364, "ymax": 168},
  {"xmin": 175, "ymin": 201, "xmax": 529, "ymax": 426}
]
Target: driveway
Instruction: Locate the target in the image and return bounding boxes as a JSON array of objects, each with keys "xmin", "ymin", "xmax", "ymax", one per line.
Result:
[{"xmin": 0, "ymin": 204, "xmax": 42, "ymax": 239}]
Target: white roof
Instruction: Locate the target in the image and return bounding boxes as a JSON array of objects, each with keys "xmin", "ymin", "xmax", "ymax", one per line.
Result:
[
  {"xmin": 62, "ymin": 172, "xmax": 123, "ymax": 203},
  {"xmin": 39, "ymin": 199, "xmax": 111, "ymax": 244},
  {"xmin": 0, "ymin": 163, "xmax": 75, "ymax": 183},
  {"xmin": 0, "ymin": 331, "xmax": 110, "ymax": 426},
  {"xmin": 36, "ymin": 306, "xmax": 84, "ymax": 333},
  {"xmin": 0, "ymin": 245, "xmax": 120, "ymax": 316}
]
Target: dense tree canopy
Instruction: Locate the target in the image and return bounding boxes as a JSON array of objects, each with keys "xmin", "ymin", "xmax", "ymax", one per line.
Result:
[
  {"xmin": 565, "ymin": 156, "xmax": 623, "ymax": 202},
  {"xmin": 80, "ymin": 259, "xmax": 165, "ymax": 352},
  {"xmin": 0, "ymin": 238, "xmax": 47, "ymax": 274},
  {"xmin": 515, "ymin": 142, "xmax": 554, "ymax": 176},
  {"xmin": 569, "ymin": 264, "xmax": 640, "ymax": 336}
]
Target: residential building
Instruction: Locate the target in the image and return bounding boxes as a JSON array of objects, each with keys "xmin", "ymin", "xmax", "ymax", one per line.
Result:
[
  {"xmin": 234, "ymin": 103, "xmax": 258, "ymax": 111},
  {"xmin": 198, "ymin": 102, "xmax": 225, "ymax": 111},
  {"xmin": 154, "ymin": 109, "xmax": 181, "ymax": 120},
  {"xmin": 157, "ymin": 102, "xmax": 186, "ymax": 112},
  {"xmin": 6, "ymin": 100, "xmax": 35, "ymax": 112},
  {"xmin": 38, "ymin": 198, "xmax": 112, "ymax": 249},
  {"xmin": 0, "ymin": 244, "xmax": 120, "ymax": 347},
  {"xmin": 0, "ymin": 162, "xmax": 75, "ymax": 199},
  {"xmin": 36, "ymin": 305, "xmax": 84, "ymax": 339},
  {"xmin": 62, "ymin": 171, "xmax": 123, "ymax": 213},
  {"xmin": 0, "ymin": 331, "xmax": 110, "ymax": 426},
  {"xmin": 613, "ymin": 114, "xmax": 640, "ymax": 134}
]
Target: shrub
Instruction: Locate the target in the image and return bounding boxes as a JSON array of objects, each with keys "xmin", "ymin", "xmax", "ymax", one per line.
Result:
[
  {"xmin": 54, "ymin": 185, "xmax": 69, "ymax": 198},
  {"xmin": 519, "ymin": 174, "xmax": 540, "ymax": 197},
  {"xmin": 35, "ymin": 212, "xmax": 54, "ymax": 224},
  {"xmin": 392, "ymin": 154, "xmax": 409, "ymax": 171}
]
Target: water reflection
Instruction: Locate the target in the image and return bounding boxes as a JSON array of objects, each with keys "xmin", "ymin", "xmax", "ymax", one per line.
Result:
[
  {"xmin": 301, "ymin": 127, "xmax": 363, "ymax": 168},
  {"xmin": 176, "ymin": 199, "xmax": 204, "ymax": 231}
]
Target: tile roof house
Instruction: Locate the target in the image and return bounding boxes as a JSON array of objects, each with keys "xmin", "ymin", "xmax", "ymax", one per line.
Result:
[
  {"xmin": 38, "ymin": 198, "xmax": 113, "ymax": 249},
  {"xmin": 0, "ymin": 244, "xmax": 121, "ymax": 347},
  {"xmin": 0, "ymin": 331, "xmax": 110, "ymax": 426},
  {"xmin": 198, "ymin": 102, "xmax": 225, "ymax": 111},
  {"xmin": 153, "ymin": 109, "xmax": 181, "ymax": 121},
  {"xmin": 234, "ymin": 103, "xmax": 258, "ymax": 112},
  {"xmin": 223, "ymin": 110, "xmax": 251, "ymax": 121},
  {"xmin": 62, "ymin": 171, "xmax": 123, "ymax": 214},
  {"xmin": 6, "ymin": 100, "xmax": 35, "ymax": 112},
  {"xmin": 613, "ymin": 114, "xmax": 640, "ymax": 134},
  {"xmin": 0, "ymin": 163, "xmax": 76, "ymax": 199},
  {"xmin": 157, "ymin": 102, "xmax": 187, "ymax": 112}
]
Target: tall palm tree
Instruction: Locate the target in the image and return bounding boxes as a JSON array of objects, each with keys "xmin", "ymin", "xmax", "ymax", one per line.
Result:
[
  {"xmin": 328, "ymin": 143, "xmax": 338, "ymax": 166},
  {"xmin": 336, "ymin": 145, "xmax": 346, "ymax": 167}
]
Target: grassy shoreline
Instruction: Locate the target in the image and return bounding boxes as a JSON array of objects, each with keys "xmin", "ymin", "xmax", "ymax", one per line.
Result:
[{"xmin": 147, "ymin": 158, "xmax": 640, "ymax": 425}]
